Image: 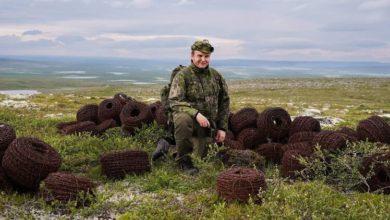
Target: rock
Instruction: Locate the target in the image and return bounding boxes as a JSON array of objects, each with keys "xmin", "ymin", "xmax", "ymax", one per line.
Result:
[{"xmin": 300, "ymin": 108, "xmax": 321, "ymax": 117}]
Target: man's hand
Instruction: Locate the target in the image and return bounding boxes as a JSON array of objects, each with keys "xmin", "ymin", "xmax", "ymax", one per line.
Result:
[
  {"xmin": 215, "ymin": 130, "xmax": 226, "ymax": 143},
  {"xmin": 196, "ymin": 112, "xmax": 210, "ymax": 128}
]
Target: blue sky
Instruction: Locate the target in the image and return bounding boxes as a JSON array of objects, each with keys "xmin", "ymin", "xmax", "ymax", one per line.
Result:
[{"xmin": 0, "ymin": 0, "xmax": 389, "ymax": 61}]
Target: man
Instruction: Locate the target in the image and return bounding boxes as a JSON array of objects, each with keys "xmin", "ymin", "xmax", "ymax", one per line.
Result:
[{"xmin": 166, "ymin": 39, "xmax": 230, "ymax": 175}]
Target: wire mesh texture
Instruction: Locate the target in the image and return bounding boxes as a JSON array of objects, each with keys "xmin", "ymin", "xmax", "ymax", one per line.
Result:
[
  {"xmin": 236, "ymin": 128, "xmax": 267, "ymax": 149},
  {"xmin": 289, "ymin": 116, "xmax": 321, "ymax": 136},
  {"xmin": 42, "ymin": 172, "xmax": 96, "ymax": 203},
  {"xmin": 230, "ymin": 107, "xmax": 258, "ymax": 135},
  {"xmin": 288, "ymin": 131, "xmax": 317, "ymax": 144},
  {"xmin": 98, "ymin": 98, "xmax": 123, "ymax": 124},
  {"xmin": 357, "ymin": 116, "xmax": 390, "ymax": 144},
  {"xmin": 359, "ymin": 152, "xmax": 390, "ymax": 194},
  {"xmin": 2, "ymin": 137, "xmax": 61, "ymax": 190},
  {"xmin": 60, "ymin": 121, "xmax": 97, "ymax": 135},
  {"xmin": 100, "ymin": 150, "xmax": 151, "ymax": 179},
  {"xmin": 281, "ymin": 149, "xmax": 313, "ymax": 179},
  {"xmin": 257, "ymin": 107, "xmax": 291, "ymax": 142},
  {"xmin": 255, "ymin": 143, "xmax": 284, "ymax": 164},
  {"xmin": 76, "ymin": 104, "xmax": 99, "ymax": 124},
  {"xmin": 216, "ymin": 167, "xmax": 267, "ymax": 203},
  {"xmin": 120, "ymin": 101, "xmax": 153, "ymax": 135}
]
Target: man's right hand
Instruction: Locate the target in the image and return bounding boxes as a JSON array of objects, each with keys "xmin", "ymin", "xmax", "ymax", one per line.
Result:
[{"xmin": 196, "ymin": 112, "xmax": 210, "ymax": 128}]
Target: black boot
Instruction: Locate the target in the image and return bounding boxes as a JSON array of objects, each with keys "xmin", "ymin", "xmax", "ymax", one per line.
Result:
[
  {"xmin": 152, "ymin": 138, "xmax": 171, "ymax": 161},
  {"xmin": 177, "ymin": 156, "xmax": 199, "ymax": 175}
]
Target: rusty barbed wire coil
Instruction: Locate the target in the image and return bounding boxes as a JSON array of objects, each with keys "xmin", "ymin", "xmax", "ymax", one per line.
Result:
[
  {"xmin": 281, "ymin": 149, "xmax": 312, "ymax": 179},
  {"xmin": 0, "ymin": 123, "xmax": 16, "ymax": 162},
  {"xmin": 60, "ymin": 121, "xmax": 97, "ymax": 135},
  {"xmin": 2, "ymin": 137, "xmax": 61, "ymax": 190},
  {"xmin": 216, "ymin": 167, "xmax": 267, "ymax": 203},
  {"xmin": 230, "ymin": 108, "xmax": 258, "ymax": 135},
  {"xmin": 257, "ymin": 107, "xmax": 291, "ymax": 142},
  {"xmin": 359, "ymin": 152, "xmax": 390, "ymax": 194},
  {"xmin": 237, "ymin": 128, "xmax": 267, "ymax": 149},
  {"xmin": 288, "ymin": 131, "xmax": 317, "ymax": 144},
  {"xmin": 312, "ymin": 131, "xmax": 349, "ymax": 152},
  {"xmin": 76, "ymin": 104, "xmax": 99, "ymax": 124},
  {"xmin": 289, "ymin": 116, "xmax": 321, "ymax": 136},
  {"xmin": 42, "ymin": 172, "xmax": 96, "ymax": 204},
  {"xmin": 357, "ymin": 116, "xmax": 390, "ymax": 144},
  {"xmin": 218, "ymin": 149, "xmax": 265, "ymax": 170},
  {"xmin": 98, "ymin": 98, "xmax": 123, "ymax": 124},
  {"xmin": 255, "ymin": 143, "xmax": 284, "ymax": 164},
  {"xmin": 100, "ymin": 150, "xmax": 150, "ymax": 179}
]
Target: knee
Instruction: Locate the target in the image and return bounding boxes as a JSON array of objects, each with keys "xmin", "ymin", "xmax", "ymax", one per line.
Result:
[{"xmin": 173, "ymin": 112, "xmax": 193, "ymax": 135}]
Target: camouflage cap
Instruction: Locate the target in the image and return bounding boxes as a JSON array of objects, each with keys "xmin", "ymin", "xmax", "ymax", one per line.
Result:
[{"xmin": 191, "ymin": 39, "xmax": 214, "ymax": 54}]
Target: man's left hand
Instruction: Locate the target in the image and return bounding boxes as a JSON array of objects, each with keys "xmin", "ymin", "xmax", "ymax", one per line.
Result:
[{"xmin": 215, "ymin": 130, "xmax": 226, "ymax": 143}]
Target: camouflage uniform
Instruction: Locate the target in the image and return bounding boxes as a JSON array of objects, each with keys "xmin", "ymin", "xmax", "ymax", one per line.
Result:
[{"xmin": 169, "ymin": 61, "xmax": 230, "ymax": 159}]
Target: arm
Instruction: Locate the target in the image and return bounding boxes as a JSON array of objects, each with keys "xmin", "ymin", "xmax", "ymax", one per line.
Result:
[
  {"xmin": 216, "ymin": 75, "xmax": 230, "ymax": 131},
  {"xmin": 168, "ymin": 72, "xmax": 198, "ymax": 117}
]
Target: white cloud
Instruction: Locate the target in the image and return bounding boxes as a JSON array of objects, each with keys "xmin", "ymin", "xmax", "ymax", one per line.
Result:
[
  {"xmin": 0, "ymin": 0, "xmax": 389, "ymax": 61},
  {"xmin": 358, "ymin": 0, "xmax": 390, "ymax": 10}
]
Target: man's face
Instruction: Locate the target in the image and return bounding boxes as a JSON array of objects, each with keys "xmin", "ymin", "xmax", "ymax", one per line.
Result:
[{"xmin": 191, "ymin": 50, "xmax": 211, "ymax": 69}]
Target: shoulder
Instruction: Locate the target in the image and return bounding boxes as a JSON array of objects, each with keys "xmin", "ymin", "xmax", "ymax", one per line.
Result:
[{"xmin": 209, "ymin": 67, "xmax": 224, "ymax": 80}]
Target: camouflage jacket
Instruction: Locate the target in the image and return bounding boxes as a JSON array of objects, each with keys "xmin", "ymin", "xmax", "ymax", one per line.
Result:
[{"xmin": 168, "ymin": 63, "xmax": 230, "ymax": 131}]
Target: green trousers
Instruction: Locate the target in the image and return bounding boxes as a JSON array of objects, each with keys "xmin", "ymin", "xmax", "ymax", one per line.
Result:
[{"xmin": 173, "ymin": 112, "xmax": 213, "ymax": 160}]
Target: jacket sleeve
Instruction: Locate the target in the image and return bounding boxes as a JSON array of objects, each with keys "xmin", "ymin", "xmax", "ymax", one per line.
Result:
[
  {"xmin": 168, "ymin": 72, "xmax": 198, "ymax": 117},
  {"xmin": 216, "ymin": 74, "xmax": 230, "ymax": 131}
]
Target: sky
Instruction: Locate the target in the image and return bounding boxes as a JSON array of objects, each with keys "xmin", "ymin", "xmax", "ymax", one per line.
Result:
[{"xmin": 0, "ymin": 0, "xmax": 390, "ymax": 62}]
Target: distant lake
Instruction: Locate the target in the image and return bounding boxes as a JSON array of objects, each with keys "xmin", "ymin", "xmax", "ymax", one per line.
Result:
[
  {"xmin": 1, "ymin": 56, "xmax": 389, "ymax": 89},
  {"xmin": 0, "ymin": 90, "xmax": 40, "ymax": 95}
]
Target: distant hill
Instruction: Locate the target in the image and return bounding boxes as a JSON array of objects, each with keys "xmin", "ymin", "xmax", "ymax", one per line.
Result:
[{"xmin": 1, "ymin": 56, "xmax": 389, "ymax": 84}]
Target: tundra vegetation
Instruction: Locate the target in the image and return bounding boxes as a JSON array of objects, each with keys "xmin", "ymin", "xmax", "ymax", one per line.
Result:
[{"xmin": 0, "ymin": 78, "xmax": 389, "ymax": 219}]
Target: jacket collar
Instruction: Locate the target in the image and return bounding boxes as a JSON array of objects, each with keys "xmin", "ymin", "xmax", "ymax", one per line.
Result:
[{"xmin": 190, "ymin": 62, "xmax": 209, "ymax": 74}]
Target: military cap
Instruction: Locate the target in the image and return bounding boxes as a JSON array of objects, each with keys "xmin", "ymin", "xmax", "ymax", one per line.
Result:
[{"xmin": 191, "ymin": 39, "xmax": 214, "ymax": 54}]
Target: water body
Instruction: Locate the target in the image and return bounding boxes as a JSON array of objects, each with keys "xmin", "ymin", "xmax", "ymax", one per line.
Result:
[{"xmin": 0, "ymin": 90, "xmax": 40, "ymax": 95}]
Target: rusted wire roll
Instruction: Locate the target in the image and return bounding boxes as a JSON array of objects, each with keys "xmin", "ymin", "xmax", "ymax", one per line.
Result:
[
  {"xmin": 76, "ymin": 104, "xmax": 99, "ymax": 123},
  {"xmin": 228, "ymin": 112, "xmax": 234, "ymax": 131},
  {"xmin": 2, "ymin": 137, "xmax": 61, "ymax": 190},
  {"xmin": 226, "ymin": 130, "xmax": 235, "ymax": 141},
  {"xmin": 288, "ymin": 131, "xmax": 316, "ymax": 144},
  {"xmin": 60, "ymin": 121, "xmax": 97, "ymax": 135},
  {"xmin": 216, "ymin": 167, "xmax": 267, "ymax": 203},
  {"xmin": 0, "ymin": 123, "xmax": 16, "ymax": 161},
  {"xmin": 98, "ymin": 98, "xmax": 123, "ymax": 124},
  {"xmin": 0, "ymin": 166, "xmax": 13, "ymax": 193},
  {"xmin": 257, "ymin": 107, "xmax": 291, "ymax": 142},
  {"xmin": 237, "ymin": 128, "xmax": 267, "ymax": 149},
  {"xmin": 120, "ymin": 101, "xmax": 153, "ymax": 135},
  {"xmin": 155, "ymin": 106, "xmax": 168, "ymax": 127},
  {"xmin": 337, "ymin": 127, "xmax": 358, "ymax": 140},
  {"xmin": 255, "ymin": 143, "xmax": 284, "ymax": 164},
  {"xmin": 289, "ymin": 116, "xmax": 321, "ymax": 136},
  {"xmin": 312, "ymin": 131, "xmax": 349, "ymax": 152},
  {"xmin": 95, "ymin": 119, "xmax": 117, "ymax": 135},
  {"xmin": 281, "ymin": 149, "xmax": 312, "ymax": 179},
  {"xmin": 56, "ymin": 121, "xmax": 78, "ymax": 130},
  {"xmin": 281, "ymin": 141, "xmax": 314, "ymax": 154},
  {"xmin": 224, "ymin": 139, "xmax": 245, "ymax": 150},
  {"xmin": 218, "ymin": 149, "xmax": 265, "ymax": 170},
  {"xmin": 113, "ymin": 93, "xmax": 135, "ymax": 107},
  {"xmin": 359, "ymin": 152, "xmax": 390, "ymax": 194},
  {"xmin": 357, "ymin": 116, "xmax": 390, "ymax": 144},
  {"xmin": 149, "ymin": 101, "xmax": 162, "ymax": 120},
  {"xmin": 230, "ymin": 108, "xmax": 258, "ymax": 135},
  {"xmin": 42, "ymin": 172, "xmax": 96, "ymax": 203},
  {"xmin": 100, "ymin": 150, "xmax": 150, "ymax": 179}
]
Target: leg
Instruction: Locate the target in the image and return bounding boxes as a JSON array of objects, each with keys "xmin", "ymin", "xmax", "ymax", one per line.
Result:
[
  {"xmin": 173, "ymin": 112, "xmax": 194, "ymax": 160},
  {"xmin": 193, "ymin": 123, "xmax": 214, "ymax": 159}
]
